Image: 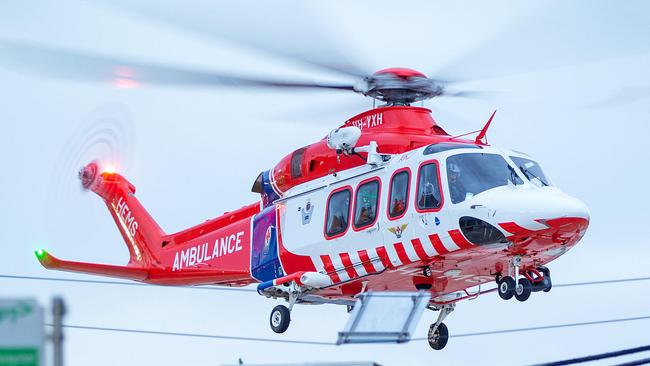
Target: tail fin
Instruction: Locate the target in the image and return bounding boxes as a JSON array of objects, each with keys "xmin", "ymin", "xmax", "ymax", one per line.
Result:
[{"xmin": 79, "ymin": 162, "xmax": 165, "ymax": 267}]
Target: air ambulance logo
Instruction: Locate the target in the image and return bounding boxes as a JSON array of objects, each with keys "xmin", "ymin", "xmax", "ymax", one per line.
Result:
[
  {"xmin": 262, "ymin": 226, "xmax": 273, "ymax": 257},
  {"xmin": 388, "ymin": 224, "xmax": 408, "ymax": 239}
]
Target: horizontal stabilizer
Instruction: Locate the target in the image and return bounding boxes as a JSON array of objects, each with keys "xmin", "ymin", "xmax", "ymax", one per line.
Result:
[{"xmin": 35, "ymin": 249, "xmax": 148, "ymax": 281}]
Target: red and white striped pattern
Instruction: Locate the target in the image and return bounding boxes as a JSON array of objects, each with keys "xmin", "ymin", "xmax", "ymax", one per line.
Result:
[{"xmin": 312, "ymin": 229, "xmax": 481, "ymax": 284}]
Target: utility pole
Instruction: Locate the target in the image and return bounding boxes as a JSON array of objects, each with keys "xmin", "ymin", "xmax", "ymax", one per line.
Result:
[{"xmin": 52, "ymin": 297, "xmax": 66, "ymax": 366}]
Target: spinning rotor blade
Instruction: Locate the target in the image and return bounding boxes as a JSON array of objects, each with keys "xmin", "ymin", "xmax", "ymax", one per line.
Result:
[
  {"xmin": 104, "ymin": 0, "xmax": 370, "ymax": 78},
  {"xmin": 434, "ymin": 1, "xmax": 650, "ymax": 82},
  {"xmin": 0, "ymin": 40, "xmax": 355, "ymax": 91}
]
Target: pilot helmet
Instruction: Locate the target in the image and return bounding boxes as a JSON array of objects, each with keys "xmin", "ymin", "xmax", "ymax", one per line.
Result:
[{"xmin": 448, "ymin": 163, "xmax": 461, "ymax": 175}]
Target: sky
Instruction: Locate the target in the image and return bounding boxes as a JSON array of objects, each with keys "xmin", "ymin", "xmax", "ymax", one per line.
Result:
[{"xmin": 1, "ymin": 1, "xmax": 649, "ymax": 365}]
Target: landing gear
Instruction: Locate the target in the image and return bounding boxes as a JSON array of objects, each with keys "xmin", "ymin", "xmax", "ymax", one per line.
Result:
[
  {"xmin": 514, "ymin": 278, "xmax": 532, "ymax": 302},
  {"xmin": 496, "ymin": 259, "xmax": 552, "ymax": 302},
  {"xmin": 270, "ymin": 305, "xmax": 291, "ymax": 333},
  {"xmin": 428, "ymin": 322, "xmax": 448, "ymax": 350},
  {"xmin": 427, "ymin": 304, "xmax": 454, "ymax": 350},
  {"xmin": 497, "ymin": 276, "xmax": 516, "ymax": 300},
  {"xmin": 268, "ymin": 289, "xmax": 298, "ymax": 333}
]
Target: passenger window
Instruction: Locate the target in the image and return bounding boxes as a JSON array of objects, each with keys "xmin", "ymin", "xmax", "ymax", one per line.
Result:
[
  {"xmin": 325, "ymin": 188, "xmax": 351, "ymax": 237},
  {"xmin": 417, "ymin": 162, "xmax": 442, "ymax": 210},
  {"xmin": 388, "ymin": 170, "xmax": 410, "ymax": 219},
  {"xmin": 354, "ymin": 179, "xmax": 379, "ymax": 229}
]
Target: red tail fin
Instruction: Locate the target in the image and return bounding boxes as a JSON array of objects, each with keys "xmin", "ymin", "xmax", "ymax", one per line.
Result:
[{"xmin": 80, "ymin": 162, "xmax": 165, "ymax": 267}]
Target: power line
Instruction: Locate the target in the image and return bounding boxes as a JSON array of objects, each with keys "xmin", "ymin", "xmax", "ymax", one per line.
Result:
[
  {"xmin": 537, "ymin": 345, "xmax": 650, "ymax": 366},
  {"xmin": 3, "ymin": 274, "xmax": 650, "ymax": 292},
  {"xmin": 45, "ymin": 315, "xmax": 650, "ymax": 346},
  {"xmin": 412, "ymin": 315, "xmax": 650, "ymax": 341},
  {"xmin": 614, "ymin": 358, "xmax": 650, "ymax": 366}
]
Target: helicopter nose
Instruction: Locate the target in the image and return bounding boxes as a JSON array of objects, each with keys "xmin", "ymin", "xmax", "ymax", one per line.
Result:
[{"xmin": 471, "ymin": 187, "xmax": 590, "ymax": 234}]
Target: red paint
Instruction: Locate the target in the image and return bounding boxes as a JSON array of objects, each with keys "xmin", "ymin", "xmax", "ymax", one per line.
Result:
[
  {"xmin": 357, "ymin": 249, "xmax": 377, "ymax": 274},
  {"xmin": 411, "ymin": 238, "xmax": 429, "ymax": 261},
  {"xmin": 270, "ymin": 106, "xmax": 460, "ymax": 194},
  {"xmin": 339, "ymin": 252, "xmax": 359, "ymax": 279},
  {"xmin": 320, "ymin": 255, "xmax": 341, "ymax": 283},
  {"xmin": 393, "ymin": 242, "xmax": 412, "ymax": 264},
  {"xmin": 449, "ymin": 229, "xmax": 474, "ymax": 250},
  {"xmin": 375, "ymin": 246, "xmax": 393, "ymax": 269},
  {"xmin": 428, "ymin": 234, "xmax": 449, "ymax": 255},
  {"xmin": 276, "ymin": 205, "xmax": 317, "ymax": 274},
  {"xmin": 374, "ymin": 68, "xmax": 427, "ymax": 79}
]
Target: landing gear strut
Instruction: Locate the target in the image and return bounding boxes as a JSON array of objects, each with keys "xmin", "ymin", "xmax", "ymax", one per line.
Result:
[
  {"xmin": 269, "ymin": 289, "xmax": 298, "ymax": 333},
  {"xmin": 496, "ymin": 259, "xmax": 552, "ymax": 302},
  {"xmin": 427, "ymin": 304, "xmax": 454, "ymax": 350}
]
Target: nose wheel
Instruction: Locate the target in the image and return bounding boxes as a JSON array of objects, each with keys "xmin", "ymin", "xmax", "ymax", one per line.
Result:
[{"xmin": 496, "ymin": 259, "xmax": 552, "ymax": 302}]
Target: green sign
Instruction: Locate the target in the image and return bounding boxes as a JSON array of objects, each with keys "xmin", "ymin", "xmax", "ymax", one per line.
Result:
[
  {"xmin": 0, "ymin": 349, "xmax": 38, "ymax": 366},
  {"xmin": 0, "ymin": 300, "xmax": 42, "ymax": 366}
]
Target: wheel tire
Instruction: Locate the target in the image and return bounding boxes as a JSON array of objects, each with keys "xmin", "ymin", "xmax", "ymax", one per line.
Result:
[
  {"xmin": 543, "ymin": 281, "xmax": 552, "ymax": 293},
  {"xmin": 515, "ymin": 278, "xmax": 532, "ymax": 302},
  {"xmin": 538, "ymin": 266, "xmax": 552, "ymax": 292},
  {"xmin": 423, "ymin": 266, "xmax": 432, "ymax": 277},
  {"xmin": 497, "ymin": 276, "xmax": 516, "ymax": 300},
  {"xmin": 428, "ymin": 322, "xmax": 449, "ymax": 350},
  {"xmin": 270, "ymin": 305, "xmax": 291, "ymax": 333}
]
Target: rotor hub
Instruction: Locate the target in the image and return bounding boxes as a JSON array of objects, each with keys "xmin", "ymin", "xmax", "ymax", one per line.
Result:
[{"xmin": 355, "ymin": 68, "xmax": 443, "ymax": 105}]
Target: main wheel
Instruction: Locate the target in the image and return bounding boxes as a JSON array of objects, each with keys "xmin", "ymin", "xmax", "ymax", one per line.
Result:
[
  {"xmin": 270, "ymin": 305, "xmax": 291, "ymax": 333},
  {"xmin": 497, "ymin": 276, "xmax": 516, "ymax": 300},
  {"xmin": 427, "ymin": 322, "xmax": 449, "ymax": 350},
  {"xmin": 515, "ymin": 278, "xmax": 532, "ymax": 302}
]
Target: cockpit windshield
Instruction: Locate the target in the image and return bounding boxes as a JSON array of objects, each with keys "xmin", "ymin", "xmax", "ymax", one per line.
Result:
[
  {"xmin": 447, "ymin": 153, "xmax": 523, "ymax": 204},
  {"xmin": 510, "ymin": 156, "xmax": 551, "ymax": 187}
]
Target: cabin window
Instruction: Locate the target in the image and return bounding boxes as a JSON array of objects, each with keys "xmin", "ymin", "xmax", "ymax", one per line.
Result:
[
  {"xmin": 290, "ymin": 148, "xmax": 306, "ymax": 179},
  {"xmin": 388, "ymin": 169, "xmax": 410, "ymax": 219},
  {"xmin": 325, "ymin": 187, "xmax": 352, "ymax": 238},
  {"xmin": 353, "ymin": 179, "xmax": 380, "ymax": 230},
  {"xmin": 416, "ymin": 161, "xmax": 442, "ymax": 211}
]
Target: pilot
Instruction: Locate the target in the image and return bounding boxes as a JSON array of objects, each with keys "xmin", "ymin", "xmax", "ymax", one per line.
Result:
[
  {"xmin": 391, "ymin": 198, "xmax": 405, "ymax": 216},
  {"xmin": 418, "ymin": 182, "xmax": 439, "ymax": 208},
  {"xmin": 448, "ymin": 163, "xmax": 467, "ymax": 203}
]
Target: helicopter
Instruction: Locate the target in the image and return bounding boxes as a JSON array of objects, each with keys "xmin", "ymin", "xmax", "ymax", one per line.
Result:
[{"xmin": 1, "ymin": 4, "xmax": 612, "ymax": 350}]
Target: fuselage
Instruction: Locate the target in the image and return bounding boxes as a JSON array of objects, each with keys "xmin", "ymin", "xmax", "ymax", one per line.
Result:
[{"xmin": 258, "ymin": 141, "xmax": 589, "ymax": 302}]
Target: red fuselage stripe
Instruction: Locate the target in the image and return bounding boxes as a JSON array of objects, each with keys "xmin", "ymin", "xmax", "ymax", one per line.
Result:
[
  {"xmin": 428, "ymin": 234, "xmax": 448, "ymax": 255},
  {"xmin": 320, "ymin": 255, "xmax": 341, "ymax": 283},
  {"xmin": 357, "ymin": 249, "xmax": 377, "ymax": 274},
  {"xmin": 449, "ymin": 229, "xmax": 474, "ymax": 250},
  {"xmin": 393, "ymin": 242, "xmax": 412, "ymax": 265},
  {"xmin": 410, "ymin": 238, "xmax": 429, "ymax": 261},
  {"xmin": 339, "ymin": 252, "xmax": 359, "ymax": 279},
  {"xmin": 375, "ymin": 246, "xmax": 393, "ymax": 268}
]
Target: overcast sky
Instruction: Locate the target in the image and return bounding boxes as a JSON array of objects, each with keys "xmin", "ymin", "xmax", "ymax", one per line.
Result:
[{"xmin": 1, "ymin": 1, "xmax": 650, "ymax": 365}]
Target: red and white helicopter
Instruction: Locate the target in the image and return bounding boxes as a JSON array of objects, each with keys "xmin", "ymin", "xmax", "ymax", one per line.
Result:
[{"xmin": 2, "ymin": 36, "xmax": 589, "ymax": 350}]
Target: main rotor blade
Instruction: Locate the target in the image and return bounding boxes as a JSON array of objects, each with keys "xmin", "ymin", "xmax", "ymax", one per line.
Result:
[
  {"xmin": 104, "ymin": 0, "xmax": 370, "ymax": 78},
  {"xmin": 434, "ymin": 1, "xmax": 650, "ymax": 82},
  {"xmin": 0, "ymin": 40, "xmax": 355, "ymax": 91}
]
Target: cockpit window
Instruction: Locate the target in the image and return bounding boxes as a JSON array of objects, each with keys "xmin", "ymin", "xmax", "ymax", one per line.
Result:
[
  {"xmin": 510, "ymin": 156, "xmax": 550, "ymax": 187},
  {"xmin": 447, "ymin": 153, "xmax": 523, "ymax": 204},
  {"xmin": 416, "ymin": 162, "xmax": 442, "ymax": 210}
]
